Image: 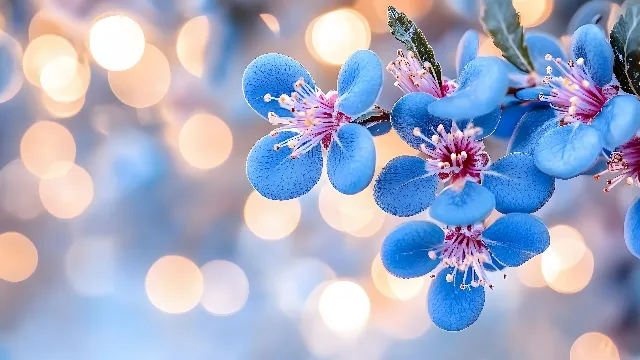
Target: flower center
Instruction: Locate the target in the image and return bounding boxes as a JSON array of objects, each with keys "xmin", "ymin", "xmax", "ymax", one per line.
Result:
[
  {"xmin": 427, "ymin": 224, "xmax": 503, "ymax": 290},
  {"xmin": 539, "ymin": 55, "xmax": 618, "ymax": 125},
  {"xmin": 594, "ymin": 136, "xmax": 640, "ymax": 192},
  {"xmin": 387, "ymin": 50, "xmax": 458, "ymax": 98},
  {"xmin": 413, "ymin": 123, "xmax": 490, "ymax": 184},
  {"xmin": 264, "ymin": 78, "xmax": 351, "ymax": 159}
]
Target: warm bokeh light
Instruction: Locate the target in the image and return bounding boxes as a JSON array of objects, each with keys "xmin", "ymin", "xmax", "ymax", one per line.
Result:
[
  {"xmin": 244, "ymin": 191, "xmax": 301, "ymax": 240},
  {"xmin": 176, "ymin": 16, "xmax": 209, "ymax": 77},
  {"xmin": 542, "ymin": 226, "xmax": 593, "ymax": 294},
  {"xmin": 108, "ymin": 44, "xmax": 170, "ymax": 108},
  {"xmin": 371, "ymin": 254, "xmax": 425, "ymax": 301},
  {"xmin": 0, "ymin": 160, "xmax": 44, "ymax": 220},
  {"xmin": 41, "ymin": 93, "xmax": 85, "ymax": 119},
  {"xmin": 319, "ymin": 185, "xmax": 382, "ymax": 235},
  {"xmin": 512, "ymin": 0, "xmax": 554, "ymax": 27},
  {"xmin": 0, "ymin": 32, "xmax": 23, "ymax": 104},
  {"xmin": 516, "ymin": 254, "xmax": 547, "ymax": 288},
  {"xmin": 39, "ymin": 56, "xmax": 90, "ymax": 102},
  {"xmin": 21, "ymin": 121, "xmax": 76, "ymax": 179},
  {"xmin": 260, "ymin": 14, "xmax": 280, "ymax": 34},
  {"xmin": 318, "ymin": 281, "xmax": 370, "ymax": 336},
  {"xmin": 547, "ymin": 225, "xmax": 586, "ymax": 269},
  {"xmin": 28, "ymin": 10, "xmax": 64, "ymax": 40},
  {"xmin": 23, "ymin": 34, "xmax": 77, "ymax": 87},
  {"xmin": 0, "ymin": 232, "xmax": 38, "ymax": 282},
  {"xmin": 145, "ymin": 255, "xmax": 203, "ymax": 314},
  {"xmin": 307, "ymin": 9, "xmax": 371, "ymax": 65},
  {"xmin": 178, "ymin": 113, "xmax": 233, "ymax": 169},
  {"xmin": 200, "ymin": 260, "xmax": 249, "ymax": 316},
  {"xmin": 38, "ymin": 164, "xmax": 94, "ymax": 219},
  {"xmin": 65, "ymin": 237, "xmax": 116, "ymax": 297},
  {"xmin": 89, "ymin": 14, "xmax": 146, "ymax": 71},
  {"xmin": 373, "ymin": 130, "xmax": 418, "ymax": 169},
  {"xmin": 479, "ymin": 35, "xmax": 503, "ymax": 57},
  {"xmin": 570, "ymin": 332, "xmax": 620, "ymax": 360},
  {"xmin": 355, "ymin": 0, "xmax": 433, "ymax": 33}
]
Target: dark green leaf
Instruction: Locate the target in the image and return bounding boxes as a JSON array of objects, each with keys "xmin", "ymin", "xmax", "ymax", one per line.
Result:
[
  {"xmin": 387, "ymin": 6, "xmax": 442, "ymax": 87},
  {"xmin": 481, "ymin": 0, "xmax": 535, "ymax": 73},
  {"xmin": 611, "ymin": 3, "xmax": 640, "ymax": 97}
]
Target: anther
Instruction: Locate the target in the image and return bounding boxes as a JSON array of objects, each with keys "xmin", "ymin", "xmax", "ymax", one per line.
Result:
[{"xmin": 545, "ymin": 54, "xmax": 553, "ymax": 61}]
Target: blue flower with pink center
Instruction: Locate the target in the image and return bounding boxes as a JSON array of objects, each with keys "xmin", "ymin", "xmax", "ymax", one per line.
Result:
[{"xmin": 242, "ymin": 50, "xmax": 384, "ymax": 200}]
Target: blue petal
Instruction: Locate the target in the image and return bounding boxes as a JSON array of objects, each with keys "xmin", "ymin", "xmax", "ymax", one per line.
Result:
[
  {"xmin": 568, "ymin": 0, "xmax": 618, "ymax": 34},
  {"xmin": 381, "ymin": 221, "xmax": 444, "ymax": 278},
  {"xmin": 483, "ymin": 153, "xmax": 555, "ymax": 214},
  {"xmin": 391, "ymin": 92, "xmax": 446, "ymax": 150},
  {"xmin": 336, "ymin": 50, "xmax": 383, "ymax": 117},
  {"xmin": 456, "ymin": 30, "xmax": 479, "ymax": 78},
  {"xmin": 483, "ymin": 213, "xmax": 550, "ymax": 267},
  {"xmin": 508, "ymin": 107, "xmax": 558, "ymax": 154},
  {"xmin": 535, "ymin": 122, "xmax": 603, "ymax": 179},
  {"xmin": 581, "ymin": 155, "xmax": 608, "ymax": 176},
  {"xmin": 327, "ymin": 123, "xmax": 376, "ymax": 195},
  {"xmin": 591, "ymin": 95, "xmax": 640, "ymax": 150},
  {"xmin": 247, "ymin": 132, "xmax": 322, "ymax": 200},
  {"xmin": 495, "ymin": 102, "xmax": 548, "ymax": 140},
  {"xmin": 430, "ymin": 182, "xmax": 496, "ymax": 226},
  {"xmin": 571, "ymin": 24, "xmax": 613, "ymax": 87},
  {"xmin": 364, "ymin": 120, "xmax": 391, "ymax": 136},
  {"xmin": 625, "ymin": 197, "xmax": 640, "ymax": 259},
  {"xmin": 457, "ymin": 107, "xmax": 501, "ymax": 139},
  {"xmin": 515, "ymin": 87, "xmax": 550, "ymax": 101},
  {"xmin": 484, "ymin": 253, "xmax": 507, "ymax": 272},
  {"xmin": 374, "ymin": 156, "xmax": 438, "ymax": 217},
  {"xmin": 428, "ymin": 57, "xmax": 509, "ymax": 120},
  {"xmin": 243, "ymin": 53, "xmax": 314, "ymax": 119},
  {"xmin": 525, "ymin": 32, "xmax": 566, "ymax": 75},
  {"xmin": 428, "ymin": 271, "xmax": 485, "ymax": 331}
]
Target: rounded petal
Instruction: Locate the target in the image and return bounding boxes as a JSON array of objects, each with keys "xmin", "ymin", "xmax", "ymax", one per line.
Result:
[
  {"xmin": 515, "ymin": 87, "xmax": 550, "ymax": 101},
  {"xmin": 381, "ymin": 221, "xmax": 444, "ymax": 278},
  {"xmin": 508, "ymin": 107, "xmax": 558, "ymax": 154},
  {"xmin": 364, "ymin": 120, "xmax": 391, "ymax": 137},
  {"xmin": 247, "ymin": 132, "xmax": 322, "ymax": 200},
  {"xmin": 327, "ymin": 123, "xmax": 376, "ymax": 195},
  {"xmin": 571, "ymin": 24, "xmax": 613, "ymax": 87},
  {"xmin": 430, "ymin": 182, "xmax": 496, "ymax": 226},
  {"xmin": 336, "ymin": 50, "xmax": 383, "ymax": 117},
  {"xmin": 568, "ymin": 1, "xmax": 618, "ymax": 34},
  {"xmin": 428, "ymin": 271, "xmax": 485, "ymax": 331},
  {"xmin": 483, "ymin": 213, "xmax": 550, "ymax": 267},
  {"xmin": 391, "ymin": 92, "xmax": 446, "ymax": 150},
  {"xmin": 242, "ymin": 53, "xmax": 314, "ymax": 119},
  {"xmin": 495, "ymin": 102, "xmax": 548, "ymax": 140},
  {"xmin": 591, "ymin": 95, "xmax": 640, "ymax": 150},
  {"xmin": 483, "ymin": 153, "xmax": 555, "ymax": 214},
  {"xmin": 625, "ymin": 197, "xmax": 640, "ymax": 259},
  {"xmin": 374, "ymin": 156, "xmax": 438, "ymax": 217},
  {"xmin": 525, "ymin": 32, "xmax": 566, "ymax": 75},
  {"xmin": 428, "ymin": 57, "xmax": 509, "ymax": 120},
  {"xmin": 534, "ymin": 122, "xmax": 603, "ymax": 179},
  {"xmin": 457, "ymin": 107, "xmax": 501, "ymax": 140},
  {"xmin": 456, "ymin": 30, "xmax": 479, "ymax": 78}
]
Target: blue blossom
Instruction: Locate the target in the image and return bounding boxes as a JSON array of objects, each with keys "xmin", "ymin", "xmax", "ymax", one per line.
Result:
[
  {"xmin": 242, "ymin": 50, "xmax": 383, "ymax": 200},
  {"xmin": 381, "ymin": 212, "xmax": 550, "ymax": 331}
]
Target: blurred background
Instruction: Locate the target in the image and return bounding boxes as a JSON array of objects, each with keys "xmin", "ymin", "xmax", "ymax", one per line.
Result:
[{"xmin": 0, "ymin": 0, "xmax": 634, "ymax": 359}]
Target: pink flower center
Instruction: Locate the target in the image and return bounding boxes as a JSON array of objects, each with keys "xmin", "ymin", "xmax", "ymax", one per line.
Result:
[
  {"xmin": 264, "ymin": 78, "xmax": 351, "ymax": 159},
  {"xmin": 387, "ymin": 50, "xmax": 458, "ymax": 98},
  {"xmin": 427, "ymin": 224, "xmax": 503, "ymax": 290},
  {"xmin": 594, "ymin": 136, "xmax": 640, "ymax": 192},
  {"xmin": 413, "ymin": 123, "xmax": 490, "ymax": 184},
  {"xmin": 539, "ymin": 55, "xmax": 619, "ymax": 125}
]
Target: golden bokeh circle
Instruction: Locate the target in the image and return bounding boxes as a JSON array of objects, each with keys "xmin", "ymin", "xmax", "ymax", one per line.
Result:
[
  {"xmin": 306, "ymin": 9, "xmax": 371, "ymax": 65},
  {"xmin": 200, "ymin": 260, "xmax": 250, "ymax": 316},
  {"xmin": 512, "ymin": 0, "xmax": 554, "ymax": 28},
  {"xmin": 318, "ymin": 280, "xmax": 370, "ymax": 335},
  {"xmin": 23, "ymin": 34, "xmax": 77, "ymax": 87},
  {"xmin": 0, "ymin": 232, "xmax": 38, "ymax": 282},
  {"xmin": 570, "ymin": 332, "xmax": 620, "ymax": 360},
  {"xmin": 176, "ymin": 16, "xmax": 209, "ymax": 77},
  {"xmin": 89, "ymin": 14, "xmax": 146, "ymax": 71},
  {"xmin": 145, "ymin": 255, "xmax": 204, "ymax": 314},
  {"xmin": 178, "ymin": 113, "xmax": 233, "ymax": 169},
  {"xmin": 38, "ymin": 164, "xmax": 94, "ymax": 219},
  {"xmin": 20, "ymin": 121, "xmax": 76, "ymax": 179},
  {"xmin": 244, "ymin": 191, "xmax": 301, "ymax": 240}
]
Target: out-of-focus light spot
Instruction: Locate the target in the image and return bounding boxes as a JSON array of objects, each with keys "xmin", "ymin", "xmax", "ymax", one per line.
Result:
[
  {"xmin": 319, "ymin": 186, "xmax": 382, "ymax": 235},
  {"xmin": 41, "ymin": 93, "xmax": 85, "ymax": 119},
  {"xmin": 38, "ymin": 164, "xmax": 93, "ymax": 219},
  {"xmin": 306, "ymin": 9, "xmax": 371, "ymax": 65},
  {"xmin": 108, "ymin": 44, "xmax": 170, "ymax": 108},
  {"xmin": 371, "ymin": 253, "xmax": 396, "ymax": 299},
  {"xmin": 512, "ymin": 0, "xmax": 554, "ymax": 27},
  {"xmin": 176, "ymin": 16, "xmax": 209, "ymax": 77},
  {"xmin": 0, "ymin": 160, "xmax": 44, "ymax": 220},
  {"xmin": 21, "ymin": 121, "xmax": 76, "ymax": 179},
  {"xmin": 516, "ymin": 254, "xmax": 547, "ymax": 288},
  {"xmin": 372, "ymin": 253, "xmax": 425, "ymax": 301},
  {"xmin": 39, "ymin": 56, "xmax": 90, "ymax": 102},
  {"xmin": 548, "ymin": 225, "xmax": 586, "ymax": 269},
  {"xmin": 178, "ymin": 113, "xmax": 232, "ymax": 169},
  {"xmin": 318, "ymin": 280, "xmax": 370, "ymax": 336},
  {"xmin": 544, "ymin": 247, "xmax": 594, "ymax": 294},
  {"xmin": 349, "ymin": 207, "xmax": 385, "ymax": 238},
  {"xmin": 89, "ymin": 15, "xmax": 145, "ymax": 71},
  {"xmin": 0, "ymin": 32, "xmax": 23, "ymax": 104},
  {"xmin": 0, "ymin": 232, "xmax": 38, "ymax": 282},
  {"xmin": 479, "ymin": 35, "xmax": 503, "ymax": 57},
  {"xmin": 65, "ymin": 237, "xmax": 117, "ymax": 297},
  {"xmin": 146, "ymin": 255, "xmax": 204, "ymax": 314},
  {"xmin": 23, "ymin": 34, "xmax": 77, "ymax": 87},
  {"xmin": 200, "ymin": 260, "xmax": 249, "ymax": 316},
  {"xmin": 260, "ymin": 14, "xmax": 280, "ymax": 34},
  {"xmin": 373, "ymin": 131, "xmax": 417, "ymax": 169},
  {"xmin": 244, "ymin": 191, "xmax": 301, "ymax": 240},
  {"xmin": 570, "ymin": 332, "xmax": 620, "ymax": 360},
  {"xmin": 357, "ymin": 0, "xmax": 433, "ymax": 33},
  {"xmin": 608, "ymin": 4, "xmax": 623, "ymax": 33},
  {"xmin": 29, "ymin": 10, "xmax": 64, "ymax": 40}
]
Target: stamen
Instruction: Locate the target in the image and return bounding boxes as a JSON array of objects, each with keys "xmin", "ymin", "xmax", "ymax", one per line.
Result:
[
  {"xmin": 595, "ymin": 137, "xmax": 640, "ymax": 192},
  {"xmin": 386, "ymin": 49, "xmax": 458, "ymax": 98}
]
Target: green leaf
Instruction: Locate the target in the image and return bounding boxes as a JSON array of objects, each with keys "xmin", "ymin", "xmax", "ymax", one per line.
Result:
[
  {"xmin": 387, "ymin": 6, "xmax": 442, "ymax": 87},
  {"xmin": 481, "ymin": 0, "xmax": 535, "ymax": 73},
  {"xmin": 611, "ymin": 3, "xmax": 640, "ymax": 97}
]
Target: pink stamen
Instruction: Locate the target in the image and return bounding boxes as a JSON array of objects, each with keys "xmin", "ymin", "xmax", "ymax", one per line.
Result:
[
  {"xmin": 386, "ymin": 50, "xmax": 458, "ymax": 98},
  {"xmin": 594, "ymin": 137, "xmax": 640, "ymax": 192}
]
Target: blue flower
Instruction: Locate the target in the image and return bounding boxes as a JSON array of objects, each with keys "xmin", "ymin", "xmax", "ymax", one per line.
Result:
[
  {"xmin": 242, "ymin": 50, "xmax": 384, "ymax": 200},
  {"xmin": 509, "ymin": 24, "xmax": 640, "ymax": 179},
  {"xmin": 380, "ymin": 212, "xmax": 550, "ymax": 331}
]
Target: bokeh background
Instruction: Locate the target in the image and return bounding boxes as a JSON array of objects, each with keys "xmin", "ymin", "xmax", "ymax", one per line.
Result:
[{"xmin": 0, "ymin": 0, "xmax": 635, "ymax": 359}]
